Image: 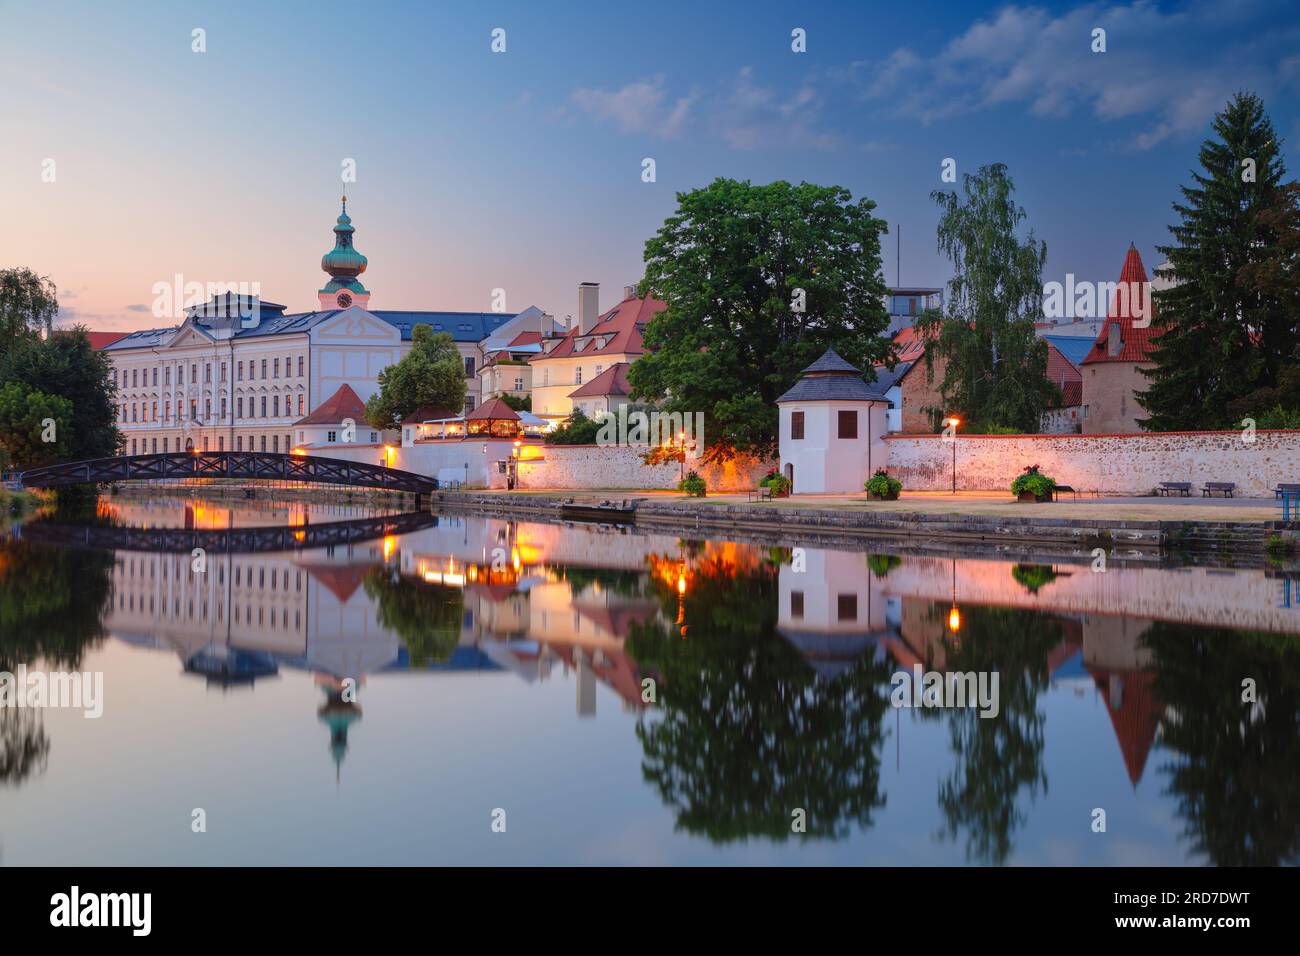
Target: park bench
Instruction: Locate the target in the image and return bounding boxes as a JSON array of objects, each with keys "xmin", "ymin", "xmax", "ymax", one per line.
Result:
[
  {"xmin": 1274, "ymin": 483, "xmax": 1300, "ymax": 498},
  {"xmin": 748, "ymin": 486, "xmax": 773, "ymax": 502},
  {"xmin": 1157, "ymin": 482, "xmax": 1192, "ymax": 497},
  {"xmin": 1052, "ymin": 484, "xmax": 1079, "ymax": 501},
  {"xmin": 1203, "ymin": 482, "xmax": 1236, "ymax": 498}
]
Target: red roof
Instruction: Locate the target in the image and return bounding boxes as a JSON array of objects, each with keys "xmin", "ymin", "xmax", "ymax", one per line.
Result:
[
  {"xmin": 86, "ymin": 331, "xmax": 128, "ymax": 350},
  {"xmin": 507, "ymin": 331, "xmax": 542, "ymax": 347},
  {"xmin": 1081, "ymin": 244, "xmax": 1161, "ymax": 365},
  {"xmin": 530, "ymin": 292, "xmax": 665, "ymax": 364},
  {"xmin": 1045, "ymin": 342, "xmax": 1083, "ymax": 406},
  {"xmin": 295, "ymin": 384, "xmax": 367, "ymax": 425},
  {"xmin": 568, "ymin": 362, "xmax": 631, "ymax": 398},
  {"xmin": 465, "ymin": 397, "xmax": 520, "ymax": 421},
  {"xmin": 401, "ymin": 404, "xmax": 458, "ymax": 425},
  {"xmin": 880, "ymin": 325, "xmax": 928, "ymax": 365}
]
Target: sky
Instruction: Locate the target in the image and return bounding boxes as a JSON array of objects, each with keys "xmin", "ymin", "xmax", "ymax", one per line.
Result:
[{"xmin": 2, "ymin": 0, "xmax": 1298, "ymax": 332}]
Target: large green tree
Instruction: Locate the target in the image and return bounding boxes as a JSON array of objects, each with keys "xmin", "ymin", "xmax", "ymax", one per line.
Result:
[
  {"xmin": 914, "ymin": 163, "xmax": 1058, "ymax": 432},
  {"xmin": 365, "ymin": 324, "xmax": 465, "ymax": 430},
  {"xmin": 628, "ymin": 178, "xmax": 890, "ymax": 460},
  {"xmin": 0, "ymin": 381, "xmax": 72, "ymax": 468},
  {"xmin": 0, "ymin": 326, "xmax": 119, "ymax": 462},
  {"xmin": 1139, "ymin": 93, "xmax": 1295, "ymax": 430},
  {"xmin": 0, "ymin": 268, "xmax": 57, "ymax": 359}
]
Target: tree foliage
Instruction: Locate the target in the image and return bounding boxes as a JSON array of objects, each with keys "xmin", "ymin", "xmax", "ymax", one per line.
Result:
[
  {"xmin": 0, "ymin": 326, "xmax": 119, "ymax": 463},
  {"xmin": 365, "ymin": 325, "xmax": 465, "ymax": 430},
  {"xmin": 1140, "ymin": 93, "xmax": 1297, "ymax": 429},
  {"xmin": 545, "ymin": 408, "xmax": 602, "ymax": 445},
  {"xmin": 628, "ymin": 178, "xmax": 890, "ymax": 459},
  {"xmin": 0, "ymin": 268, "xmax": 58, "ymax": 359},
  {"xmin": 0, "ymin": 381, "xmax": 72, "ymax": 468},
  {"xmin": 914, "ymin": 163, "xmax": 1059, "ymax": 432}
]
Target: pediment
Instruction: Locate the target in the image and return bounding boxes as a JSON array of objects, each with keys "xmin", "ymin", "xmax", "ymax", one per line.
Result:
[
  {"xmin": 165, "ymin": 320, "xmax": 214, "ymax": 349},
  {"xmin": 311, "ymin": 307, "xmax": 399, "ymax": 344}
]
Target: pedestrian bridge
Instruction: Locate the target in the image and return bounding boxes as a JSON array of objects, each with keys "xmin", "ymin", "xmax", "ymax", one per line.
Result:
[{"xmin": 18, "ymin": 451, "xmax": 438, "ymax": 494}]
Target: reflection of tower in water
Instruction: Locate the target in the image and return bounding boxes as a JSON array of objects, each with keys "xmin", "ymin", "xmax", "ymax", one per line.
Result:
[{"xmin": 316, "ymin": 675, "xmax": 362, "ymax": 784}]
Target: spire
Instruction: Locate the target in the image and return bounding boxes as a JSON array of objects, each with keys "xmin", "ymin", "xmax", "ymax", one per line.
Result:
[{"xmin": 318, "ymin": 195, "xmax": 370, "ymax": 309}]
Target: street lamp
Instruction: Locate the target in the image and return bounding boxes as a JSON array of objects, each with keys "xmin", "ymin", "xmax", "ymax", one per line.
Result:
[{"xmin": 943, "ymin": 416, "xmax": 961, "ymax": 495}]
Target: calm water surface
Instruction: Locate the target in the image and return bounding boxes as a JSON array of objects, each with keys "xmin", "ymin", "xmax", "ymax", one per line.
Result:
[{"xmin": 1, "ymin": 495, "xmax": 1297, "ymax": 865}]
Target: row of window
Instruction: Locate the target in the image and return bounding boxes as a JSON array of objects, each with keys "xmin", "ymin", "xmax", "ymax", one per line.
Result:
[
  {"xmin": 116, "ymin": 590, "xmax": 303, "ymax": 631},
  {"xmin": 539, "ymin": 364, "xmax": 602, "ymax": 387},
  {"xmin": 127, "ymin": 433, "xmax": 294, "ymax": 454},
  {"xmin": 789, "ymin": 410, "xmax": 859, "ymax": 441},
  {"xmin": 119, "ymin": 393, "xmax": 306, "ymax": 424},
  {"xmin": 115, "ymin": 355, "xmax": 306, "ymax": 390},
  {"xmin": 788, "ymin": 590, "xmax": 859, "ymax": 621}
]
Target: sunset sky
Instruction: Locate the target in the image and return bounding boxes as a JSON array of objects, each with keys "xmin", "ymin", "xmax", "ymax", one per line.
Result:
[{"xmin": 3, "ymin": 0, "xmax": 1298, "ymax": 331}]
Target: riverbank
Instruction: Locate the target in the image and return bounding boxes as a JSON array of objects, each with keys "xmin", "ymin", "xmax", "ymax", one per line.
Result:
[{"xmin": 429, "ymin": 489, "xmax": 1299, "ymax": 567}]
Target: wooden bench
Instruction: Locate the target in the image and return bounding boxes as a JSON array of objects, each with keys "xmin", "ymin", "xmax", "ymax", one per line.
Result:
[
  {"xmin": 748, "ymin": 486, "xmax": 773, "ymax": 502},
  {"xmin": 1203, "ymin": 482, "xmax": 1236, "ymax": 498},
  {"xmin": 1157, "ymin": 482, "xmax": 1192, "ymax": 497},
  {"xmin": 1052, "ymin": 485, "xmax": 1079, "ymax": 501},
  {"xmin": 1274, "ymin": 483, "xmax": 1300, "ymax": 499}
]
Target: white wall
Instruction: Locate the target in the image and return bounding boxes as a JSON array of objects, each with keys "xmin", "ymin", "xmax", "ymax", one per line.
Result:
[{"xmin": 779, "ymin": 400, "xmax": 889, "ymax": 494}]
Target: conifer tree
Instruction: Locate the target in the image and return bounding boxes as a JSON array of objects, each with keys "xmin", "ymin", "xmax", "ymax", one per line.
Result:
[{"xmin": 1139, "ymin": 93, "xmax": 1292, "ymax": 429}]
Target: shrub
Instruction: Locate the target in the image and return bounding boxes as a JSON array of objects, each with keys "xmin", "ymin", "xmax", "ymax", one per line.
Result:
[
  {"xmin": 546, "ymin": 409, "xmax": 603, "ymax": 445},
  {"xmin": 759, "ymin": 469, "xmax": 791, "ymax": 496},
  {"xmin": 1010, "ymin": 464, "xmax": 1056, "ymax": 500},
  {"xmin": 678, "ymin": 470, "xmax": 706, "ymax": 497},
  {"xmin": 867, "ymin": 554, "xmax": 902, "ymax": 578},
  {"xmin": 864, "ymin": 469, "xmax": 902, "ymax": 499},
  {"xmin": 1011, "ymin": 563, "xmax": 1058, "ymax": 593}
]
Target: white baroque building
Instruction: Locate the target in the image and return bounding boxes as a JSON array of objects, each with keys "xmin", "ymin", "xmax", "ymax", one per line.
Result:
[{"xmin": 102, "ymin": 198, "xmax": 556, "ymax": 455}]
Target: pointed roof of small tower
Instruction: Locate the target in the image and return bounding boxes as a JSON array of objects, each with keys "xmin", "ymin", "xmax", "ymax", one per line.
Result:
[
  {"xmin": 776, "ymin": 348, "xmax": 889, "ymax": 403},
  {"xmin": 1081, "ymin": 243, "xmax": 1161, "ymax": 365},
  {"xmin": 320, "ymin": 195, "xmax": 369, "ymax": 294}
]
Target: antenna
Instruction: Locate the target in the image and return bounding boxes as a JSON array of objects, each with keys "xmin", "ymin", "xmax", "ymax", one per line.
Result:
[{"xmin": 896, "ymin": 225, "xmax": 901, "ymax": 288}]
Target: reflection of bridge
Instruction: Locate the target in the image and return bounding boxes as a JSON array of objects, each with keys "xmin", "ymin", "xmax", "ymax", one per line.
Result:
[
  {"xmin": 18, "ymin": 451, "xmax": 437, "ymax": 494},
  {"xmin": 20, "ymin": 510, "xmax": 439, "ymax": 553}
]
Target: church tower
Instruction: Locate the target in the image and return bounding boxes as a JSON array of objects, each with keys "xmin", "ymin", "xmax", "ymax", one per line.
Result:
[{"xmin": 318, "ymin": 195, "xmax": 370, "ymax": 310}]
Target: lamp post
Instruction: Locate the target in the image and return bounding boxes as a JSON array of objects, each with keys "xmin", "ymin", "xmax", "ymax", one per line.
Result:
[{"xmin": 943, "ymin": 416, "xmax": 961, "ymax": 495}]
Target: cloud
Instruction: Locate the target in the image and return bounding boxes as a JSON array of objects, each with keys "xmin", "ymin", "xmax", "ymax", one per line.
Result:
[
  {"xmin": 719, "ymin": 67, "xmax": 843, "ymax": 151},
  {"xmin": 855, "ymin": 1, "xmax": 1300, "ymax": 149},
  {"xmin": 125, "ymin": 303, "xmax": 151, "ymax": 312},
  {"xmin": 571, "ymin": 76, "xmax": 695, "ymax": 137}
]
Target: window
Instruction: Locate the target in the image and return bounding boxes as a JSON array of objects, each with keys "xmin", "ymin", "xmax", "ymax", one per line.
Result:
[
  {"xmin": 464, "ymin": 356, "xmax": 475, "ymax": 377},
  {"xmin": 261, "ymin": 359, "xmax": 267, "ymax": 378},
  {"xmin": 297, "ymin": 356, "xmax": 304, "ymax": 377},
  {"xmin": 259, "ymin": 435, "xmax": 266, "ymax": 452},
  {"xmin": 151, "ymin": 401, "xmax": 158, "ymax": 421},
  {"xmin": 132, "ymin": 404, "xmax": 137, "ymax": 422},
  {"xmin": 205, "ymin": 398, "xmax": 211, "ymax": 419},
  {"xmin": 327, "ymin": 431, "xmax": 337, "ymax": 443},
  {"xmin": 236, "ymin": 436, "xmax": 242, "ymax": 451},
  {"xmin": 178, "ymin": 366, "xmax": 184, "ymax": 385},
  {"xmin": 273, "ymin": 395, "xmax": 280, "ymax": 417},
  {"xmin": 596, "ymin": 365, "xmax": 603, "ymax": 376},
  {"xmin": 369, "ymin": 431, "xmax": 377, "ymax": 443},
  {"xmin": 837, "ymin": 593, "xmax": 858, "ymax": 621},
  {"xmin": 285, "ymin": 434, "xmax": 291, "ymax": 450},
  {"xmin": 514, "ymin": 377, "xmax": 524, "ymax": 391},
  {"xmin": 152, "ymin": 368, "xmax": 158, "ymax": 386},
  {"xmin": 151, "ymin": 438, "xmax": 157, "ymax": 453},
  {"xmin": 132, "ymin": 369, "xmax": 138, "ymax": 387},
  {"xmin": 838, "ymin": 409, "xmax": 858, "ymax": 440},
  {"xmin": 220, "ymin": 362, "xmax": 226, "ymax": 382},
  {"xmin": 220, "ymin": 397, "xmax": 227, "ymax": 418},
  {"xmin": 260, "ymin": 396, "xmax": 267, "ymax": 417},
  {"xmin": 163, "ymin": 437, "xmax": 168, "ymax": 452},
  {"xmin": 791, "ymin": 411, "xmax": 805, "ymax": 440},
  {"xmin": 205, "ymin": 363, "xmax": 211, "ymax": 383},
  {"xmin": 191, "ymin": 363, "xmax": 197, "ymax": 382},
  {"xmin": 131, "ymin": 439, "xmax": 137, "ymax": 454},
  {"xmin": 543, "ymin": 369, "xmax": 549, "ymax": 385},
  {"xmin": 237, "ymin": 362, "xmax": 243, "ymax": 381},
  {"xmin": 272, "ymin": 435, "xmax": 279, "ymax": 452},
  {"xmin": 218, "ymin": 436, "xmax": 224, "ymax": 451},
  {"xmin": 237, "ymin": 397, "xmax": 243, "ymax": 418},
  {"xmin": 190, "ymin": 400, "xmax": 197, "ymax": 421},
  {"xmin": 791, "ymin": 591, "xmax": 804, "ymax": 618},
  {"xmin": 463, "ymin": 398, "xmax": 475, "ymax": 416},
  {"xmin": 273, "ymin": 358, "xmax": 279, "ymax": 379},
  {"xmin": 297, "ymin": 394, "xmax": 304, "ymax": 415},
  {"xmin": 575, "ymin": 367, "xmax": 583, "ymax": 385},
  {"xmin": 164, "ymin": 367, "xmax": 171, "ymax": 386}
]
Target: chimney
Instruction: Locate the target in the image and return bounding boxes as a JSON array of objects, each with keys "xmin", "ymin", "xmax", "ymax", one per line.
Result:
[
  {"xmin": 578, "ymin": 282, "xmax": 599, "ymax": 335},
  {"xmin": 624, "ymin": 284, "xmax": 636, "ymax": 301},
  {"xmin": 1107, "ymin": 321, "xmax": 1122, "ymax": 357},
  {"xmin": 541, "ymin": 312, "xmax": 554, "ymax": 336}
]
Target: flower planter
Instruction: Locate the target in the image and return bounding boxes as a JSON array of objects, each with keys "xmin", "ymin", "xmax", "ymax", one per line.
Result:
[
  {"xmin": 870, "ymin": 491, "xmax": 900, "ymax": 501},
  {"xmin": 1017, "ymin": 491, "xmax": 1051, "ymax": 503}
]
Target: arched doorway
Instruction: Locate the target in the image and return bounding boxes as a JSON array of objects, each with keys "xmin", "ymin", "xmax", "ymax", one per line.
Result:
[{"xmin": 783, "ymin": 462, "xmax": 794, "ymax": 493}]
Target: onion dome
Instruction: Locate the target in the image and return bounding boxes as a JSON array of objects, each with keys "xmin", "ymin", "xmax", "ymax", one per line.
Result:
[{"xmin": 320, "ymin": 195, "xmax": 369, "ymax": 281}]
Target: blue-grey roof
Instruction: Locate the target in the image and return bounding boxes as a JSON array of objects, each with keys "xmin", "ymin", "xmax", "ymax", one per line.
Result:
[
  {"xmin": 777, "ymin": 376, "xmax": 890, "ymax": 403},
  {"xmin": 102, "ymin": 309, "xmax": 523, "ymax": 351},
  {"xmin": 1043, "ymin": 334, "xmax": 1094, "ymax": 367},
  {"xmin": 870, "ymin": 361, "xmax": 912, "ymax": 393}
]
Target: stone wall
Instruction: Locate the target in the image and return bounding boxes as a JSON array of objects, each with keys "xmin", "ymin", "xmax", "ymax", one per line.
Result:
[
  {"xmin": 518, "ymin": 444, "xmax": 773, "ymax": 492},
  {"xmin": 885, "ymin": 429, "xmax": 1300, "ymax": 497}
]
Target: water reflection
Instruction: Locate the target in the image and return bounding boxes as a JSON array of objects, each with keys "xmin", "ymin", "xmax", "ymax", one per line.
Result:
[{"xmin": 1, "ymin": 497, "xmax": 1298, "ymax": 865}]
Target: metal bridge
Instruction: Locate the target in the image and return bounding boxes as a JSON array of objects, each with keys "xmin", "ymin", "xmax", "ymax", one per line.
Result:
[
  {"xmin": 16, "ymin": 509, "xmax": 440, "ymax": 554},
  {"xmin": 17, "ymin": 451, "xmax": 437, "ymax": 495}
]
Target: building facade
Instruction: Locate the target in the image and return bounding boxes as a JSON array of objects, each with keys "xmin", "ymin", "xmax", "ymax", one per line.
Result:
[
  {"xmin": 102, "ymin": 199, "xmax": 545, "ymax": 454},
  {"xmin": 1080, "ymin": 244, "xmax": 1161, "ymax": 433}
]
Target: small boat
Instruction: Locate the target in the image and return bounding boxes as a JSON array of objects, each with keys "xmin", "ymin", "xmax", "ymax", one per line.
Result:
[{"xmin": 560, "ymin": 498, "xmax": 638, "ymax": 524}]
